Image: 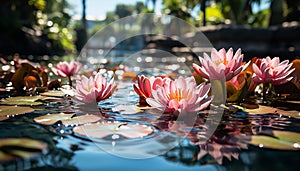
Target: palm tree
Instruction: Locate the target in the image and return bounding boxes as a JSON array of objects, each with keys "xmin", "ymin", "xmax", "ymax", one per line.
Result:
[
  {"xmin": 75, "ymin": 0, "xmax": 87, "ymax": 53},
  {"xmin": 82, "ymin": 0, "xmax": 87, "ymax": 41},
  {"xmin": 201, "ymin": 0, "xmax": 207, "ymax": 26}
]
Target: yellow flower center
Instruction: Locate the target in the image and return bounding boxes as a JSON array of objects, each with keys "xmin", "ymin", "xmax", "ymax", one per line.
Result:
[
  {"xmin": 84, "ymin": 85, "xmax": 94, "ymax": 92},
  {"xmin": 84, "ymin": 87, "xmax": 91, "ymax": 92},
  {"xmin": 214, "ymin": 59, "xmax": 227, "ymax": 66},
  {"xmin": 169, "ymin": 88, "xmax": 191, "ymax": 102}
]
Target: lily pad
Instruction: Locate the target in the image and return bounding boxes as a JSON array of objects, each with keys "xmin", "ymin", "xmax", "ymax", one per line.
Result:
[
  {"xmin": 243, "ymin": 130, "xmax": 300, "ymax": 150},
  {"xmin": 0, "ymin": 96, "xmax": 45, "ymax": 106},
  {"xmin": 137, "ymin": 106, "xmax": 155, "ymax": 110},
  {"xmin": 41, "ymin": 86, "xmax": 75, "ymax": 97},
  {"xmin": 73, "ymin": 122, "xmax": 154, "ymax": 139},
  {"xmin": 245, "ymin": 105, "xmax": 300, "ymax": 119},
  {"xmin": 34, "ymin": 113, "xmax": 101, "ymax": 126},
  {"xmin": 0, "ymin": 138, "xmax": 47, "ymax": 162},
  {"xmin": 40, "ymin": 91, "xmax": 66, "ymax": 98},
  {"xmin": 0, "ymin": 106, "xmax": 34, "ymax": 121},
  {"xmin": 34, "ymin": 113, "xmax": 74, "ymax": 125},
  {"xmin": 112, "ymin": 105, "xmax": 142, "ymax": 114},
  {"xmin": 61, "ymin": 114, "xmax": 101, "ymax": 126}
]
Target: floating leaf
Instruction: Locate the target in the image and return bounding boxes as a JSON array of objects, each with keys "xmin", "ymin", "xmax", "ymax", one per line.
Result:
[
  {"xmin": 112, "ymin": 105, "xmax": 142, "ymax": 114},
  {"xmin": 61, "ymin": 115, "xmax": 101, "ymax": 126},
  {"xmin": 273, "ymin": 130, "xmax": 300, "ymax": 143},
  {"xmin": 12, "ymin": 63, "xmax": 35, "ymax": 92},
  {"xmin": 40, "ymin": 96, "xmax": 66, "ymax": 103},
  {"xmin": 34, "ymin": 113, "xmax": 75, "ymax": 125},
  {"xmin": 47, "ymin": 79, "xmax": 62, "ymax": 90},
  {"xmin": 73, "ymin": 122, "xmax": 153, "ymax": 139},
  {"xmin": 242, "ymin": 130, "xmax": 300, "ymax": 150},
  {"xmin": 285, "ymin": 101, "xmax": 300, "ymax": 105},
  {"xmin": 40, "ymin": 91, "xmax": 66, "ymax": 98},
  {"xmin": 0, "ymin": 96, "xmax": 45, "ymax": 106},
  {"xmin": 38, "ymin": 68, "xmax": 48, "ymax": 87},
  {"xmin": 24, "ymin": 75, "xmax": 38, "ymax": 89},
  {"xmin": 34, "ymin": 113, "xmax": 101, "ymax": 126},
  {"xmin": 226, "ymin": 81, "xmax": 238, "ymax": 101},
  {"xmin": 245, "ymin": 105, "xmax": 300, "ymax": 118},
  {"xmin": 0, "ymin": 138, "xmax": 47, "ymax": 162},
  {"xmin": 136, "ymin": 106, "xmax": 155, "ymax": 110},
  {"xmin": 0, "ymin": 106, "xmax": 34, "ymax": 121}
]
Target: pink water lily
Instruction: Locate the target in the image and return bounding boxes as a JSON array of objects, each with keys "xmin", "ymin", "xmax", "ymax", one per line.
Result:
[
  {"xmin": 75, "ymin": 72, "xmax": 117, "ymax": 103},
  {"xmin": 51, "ymin": 60, "xmax": 82, "ymax": 78},
  {"xmin": 133, "ymin": 75, "xmax": 170, "ymax": 99},
  {"xmin": 252, "ymin": 56, "xmax": 295, "ymax": 85},
  {"xmin": 193, "ymin": 48, "xmax": 248, "ymax": 81},
  {"xmin": 146, "ymin": 76, "xmax": 213, "ymax": 114}
]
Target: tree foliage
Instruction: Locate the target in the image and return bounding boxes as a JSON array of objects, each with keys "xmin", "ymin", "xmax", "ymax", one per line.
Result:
[
  {"xmin": 159, "ymin": 0, "xmax": 300, "ymax": 27},
  {"xmin": 0, "ymin": 0, "xmax": 74, "ymax": 56}
]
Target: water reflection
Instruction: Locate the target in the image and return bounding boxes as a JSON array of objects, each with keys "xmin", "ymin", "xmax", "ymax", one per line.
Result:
[
  {"xmin": 0, "ymin": 122, "xmax": 77, "ymax": 170},
  {"xmin": 152, "ymin": 112, "xmax": 249, "ymax": 164},
  {"xmin": 1, "ymin": 76, "xmax": 300, "ymax": 170}
]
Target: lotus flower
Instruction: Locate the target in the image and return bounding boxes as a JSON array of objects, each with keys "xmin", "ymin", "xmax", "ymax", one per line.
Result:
[
  {"xmin": 146, "ymin": 76, "xmax": 213, "ymax": 114},
  {"xmin": 252, "ymin": 56, "xmax": 295, "ymax": 85},
  {"xmin": 133, "ymin": 75, "xmax": 170, "ymax": 99},
  {"xmin": 51, "ymin": 60, "xmax": 82, "ymax": 86},
  {"xmin": 193, "ymin": 48, "xmax": 248, "ymax": 81},
  {"xmin": 51, "ymin": 60, "xmax": 82, "ymax": 78},
  {"xmin": 75, "ymin": 72, "xmax": 117, "ymax": 103}
]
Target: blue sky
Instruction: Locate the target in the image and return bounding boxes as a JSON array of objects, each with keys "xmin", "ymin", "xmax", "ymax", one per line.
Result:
[{"xmin": 68, "ymin": 0, "xmax": 162, "ymax": 20}]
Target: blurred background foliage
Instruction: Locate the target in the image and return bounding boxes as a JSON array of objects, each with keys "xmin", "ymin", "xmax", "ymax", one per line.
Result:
[
  {"xmin": 0, "ymin": 0, "xmax": 299, "ymax": 57},
  {"xmin": 0, "ymin": 0, "xmax": 74, "ymax": 56}
]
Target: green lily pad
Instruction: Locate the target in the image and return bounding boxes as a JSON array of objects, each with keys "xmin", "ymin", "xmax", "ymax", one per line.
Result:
[
  {"xmin": 112, "ymin": 105, "xmax": 142, "ymax": 114},
  {"xmin": 34, "ymin": 113, "xmax": 101, "ymax": 126},
  {"xmin": 61, "ymin": 114, "xmax": 101, "ymax": 126},
  {"xmin": 40, "ymin": 91, "xmax": 66, "ymax": 98},
  {"xmin": 0, "ymin": 138, "xmax": 47, "ymax": 162},
  {"xmin": 272, "ymin": 130, "xmax": 300, "ymax": 143},
  {"xmin": 0, "ymin": 106, "xmax": 34, "ymax": 121},
  {"xmin": 73, "ymin": 121, "xmax": 154, "ymax": 139},
  {"xmin": 34, "ymin": 113, "xmax": 74, "ymax": 125},
  {"xmin": 242, "ymin": 130, "xmax": 300, "ymax": 150},
  {"xmin": 245, "ymin": 105, "xmax": 300, "ymax": 119},
  {"xmin": 0, "ymin": 96, "xmax": 45, "ymax": 106}
]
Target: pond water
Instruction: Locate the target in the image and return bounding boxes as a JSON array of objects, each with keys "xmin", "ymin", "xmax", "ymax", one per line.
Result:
[{"xmin": 1, "ymin": 80, "xmax": 300, "ymax": 171}]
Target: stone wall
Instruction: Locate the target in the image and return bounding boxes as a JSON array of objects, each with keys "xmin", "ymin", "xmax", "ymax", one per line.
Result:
[{"xmin": 197, "ymin": 23, "xmax": 300, "ymax": 61}]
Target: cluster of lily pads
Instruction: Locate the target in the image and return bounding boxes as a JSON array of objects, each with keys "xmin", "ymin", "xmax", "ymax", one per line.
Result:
[{"xmin": 0, "ymin": 47, "xmax": 300, "ymax": 165}]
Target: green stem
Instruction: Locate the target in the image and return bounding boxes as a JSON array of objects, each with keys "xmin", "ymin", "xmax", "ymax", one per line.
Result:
[
  {"xmin": 211, "ymin": 79, "xmax": 227, "ymax": 106},
  {"xmin": 262, "ymin": 83, "xmax": 270, "ymax": 103},
  {"xmin": 68, "ymin": 76, "xmax": 72, "ymax": 87}
]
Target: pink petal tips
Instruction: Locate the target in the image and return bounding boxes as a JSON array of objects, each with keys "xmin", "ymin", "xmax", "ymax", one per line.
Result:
[
  {"xmin": 193, "ymin": 48, "xmax": 247, "ymax": 81},
  {"xmin": 51, "ymin": 60, "xmax": 82, "ymax": 78},
  {"xmin": 252, "ymin": 56, "xmax": 295, "ymax": 85},
  {"xmin": 146, "ymin": 76, "xmax": 213, "ymax": 114},
  {"xmin": 75, "ymin": 72, "xmax": 117, "ymax": 103}
]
